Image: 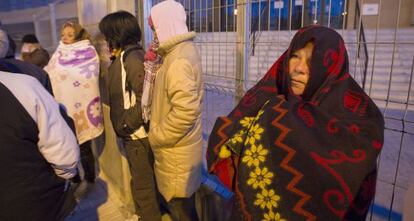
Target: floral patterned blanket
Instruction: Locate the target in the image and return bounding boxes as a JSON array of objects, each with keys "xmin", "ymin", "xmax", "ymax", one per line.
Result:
[
  {"xmin": 207, "ymin": 26, "xmax": 384, "ymax": 221},
  {"xmin": 45, "ymin": 40, "xmax": 103, "ymax": 144}
]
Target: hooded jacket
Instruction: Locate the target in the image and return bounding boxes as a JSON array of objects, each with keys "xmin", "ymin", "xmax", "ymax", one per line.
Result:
[{"xmin": 148, "ymin": 0, "xmax": 204, "ymax": 201}]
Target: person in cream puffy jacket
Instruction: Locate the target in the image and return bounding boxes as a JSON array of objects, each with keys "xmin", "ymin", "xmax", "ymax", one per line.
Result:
[{"xmin": 148, "ymin": 1, "xmax": 204, "ymax": 220}]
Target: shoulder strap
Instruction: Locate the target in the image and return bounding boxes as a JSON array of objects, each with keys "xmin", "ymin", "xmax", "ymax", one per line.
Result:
[
  {"xmin": 120, "ymin": 49, "xmax": 137, "ymax": 109},
  {"xmin": 122, "ymin": 45, "xmax": 142, "ymax": 63}
]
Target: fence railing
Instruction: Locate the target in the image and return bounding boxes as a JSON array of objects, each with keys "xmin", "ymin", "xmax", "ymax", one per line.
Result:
[
  {"xmin": 250, "ymin": 1, "xmax": 268, "ymax": 56},
  {"xmin": 355, "ymin": 0, "xmax": 369, "ymax": 90}
]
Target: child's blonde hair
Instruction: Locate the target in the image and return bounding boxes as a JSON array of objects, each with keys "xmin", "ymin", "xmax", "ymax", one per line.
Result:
[{"xmin": 62, "ymin": 21, "xmax": 91, "ymax": 42}]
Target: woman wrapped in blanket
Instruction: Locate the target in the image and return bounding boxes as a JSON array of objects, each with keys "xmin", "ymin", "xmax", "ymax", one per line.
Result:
[
  {"xmin": 207, "ymin": 25, "xmax": 384, "ymax": 220},
  {"xmin": 44, "ymin": 21, "xmax": 103, "ymax": 197}
]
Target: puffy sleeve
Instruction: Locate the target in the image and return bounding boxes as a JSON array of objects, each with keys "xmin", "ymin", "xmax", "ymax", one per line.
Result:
[{"xmin": 34, "ymin": 79, "xmax": 80, "ymax": 179}]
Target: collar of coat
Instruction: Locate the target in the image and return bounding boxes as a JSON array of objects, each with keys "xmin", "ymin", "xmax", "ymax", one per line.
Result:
[{"xmin": 156, "ymin": 31, "xmax": 196, "ymax": 57}]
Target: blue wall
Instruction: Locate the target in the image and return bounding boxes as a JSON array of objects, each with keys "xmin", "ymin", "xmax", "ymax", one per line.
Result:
[{"xmin": 0, "ymin": 0, "xmax": 52, "ymax": 12}]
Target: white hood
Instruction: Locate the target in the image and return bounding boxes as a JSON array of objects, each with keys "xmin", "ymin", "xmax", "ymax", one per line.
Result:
[{"xmin": 150, "ymin": 0, "xmax": 189, "ymax": 44}]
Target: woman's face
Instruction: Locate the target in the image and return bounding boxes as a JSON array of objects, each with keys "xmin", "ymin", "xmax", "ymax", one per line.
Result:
[
  {"xmin": 61, "ymin": 27, "xmax": 75, "ymax": 44},
  {"xmin": 288, "ymin": 42, "xmax": 314, "ymax": 96}
]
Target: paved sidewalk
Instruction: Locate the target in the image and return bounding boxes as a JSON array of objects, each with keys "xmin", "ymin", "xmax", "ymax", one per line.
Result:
[
  {"xmin": 65, "ymin": 178, "xmax": 124, "ymax": 221},
  {"xmin": 65, "ymin": 178, "xmax": 173, "ymax": 221}
]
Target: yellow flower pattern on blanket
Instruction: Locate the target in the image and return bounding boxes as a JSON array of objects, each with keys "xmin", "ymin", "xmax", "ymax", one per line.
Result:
[
  {"xmin": 255, "ymin": 189, "xmax": 280, "ymax": 210},
  {"xmin": 216, "ymin": 105, "xmax": 285, "ymax": 220},
  {"xmin": 247, "ymin": 167, "xmax": 273, "ymax": 189},
  {"xmin": 245, "ymin": 123, "xmax": 264, "ymax": 145},
  {"xmin": 237, "ymin": 109, "xmax": 286, "ymax": 221},
  {"xmin": 219, "ymin": 110, "xmax": 266, "ymax": 159},
  {"xmin": 242, "ymin": 144, "xmax": 268, "ymax": 167},
  {"xmin": 240, "ymin": 116, "xmax": 254, "ymax": 128},
  {"xmin": 263, "ymin": 211, "xmax": 287, "ymax": 221},
  {"xmin": 230, "ymin": 130, "xmax": 246, "ymax": 144}
]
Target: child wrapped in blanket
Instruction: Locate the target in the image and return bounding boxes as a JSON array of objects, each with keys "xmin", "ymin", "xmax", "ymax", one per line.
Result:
[{"xmin": 44, "ymin": 21, "xmax": 103, "ymax": 200}]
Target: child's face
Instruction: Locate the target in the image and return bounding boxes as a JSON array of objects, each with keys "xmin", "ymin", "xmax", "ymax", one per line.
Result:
[{"xmin": 61, "ymin": 27, "xmax": 75, "ymax": 44}]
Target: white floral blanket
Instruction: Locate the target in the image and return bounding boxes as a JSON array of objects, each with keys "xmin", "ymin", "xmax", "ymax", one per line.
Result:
[{"xmin": 45, "ymin": 40, "xmax": 103, "ymax": 144}]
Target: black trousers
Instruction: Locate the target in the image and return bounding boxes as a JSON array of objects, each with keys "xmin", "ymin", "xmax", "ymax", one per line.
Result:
[
  {"xmin": 56, "ymin": 181, "xmax": 77, "ymax": 221},
  {"xmin": 73, "ymin": 140, "xmax": 96, "ymax": 183},
  {"xmin": 124, "ymin": 138, "xmax": 162, "ymax": 221},
  {"xmin": 167, "ymin": 193, "xmax": 199, "ymax": 221}
]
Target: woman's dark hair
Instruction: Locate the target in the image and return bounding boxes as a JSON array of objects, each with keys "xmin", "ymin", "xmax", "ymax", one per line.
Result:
[
  {"xmin": 23, "ymin": 48, "xmax": 50, "ymax": 68},
  {"xmin": 22, "ymin": 34, "xmax": 39, "ymax": 44},
  {"xmin": 99, "ymin": 11, "xmax": 141, "ymax": 50}
]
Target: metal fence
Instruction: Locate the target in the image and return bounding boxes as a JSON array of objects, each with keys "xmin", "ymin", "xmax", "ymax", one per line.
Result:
[{"xmin": 149, "ymin": 0, "xmax": 414, "ymax": 220}]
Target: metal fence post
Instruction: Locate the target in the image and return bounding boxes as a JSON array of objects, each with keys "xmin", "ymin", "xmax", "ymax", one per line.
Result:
[
  {"xmin": 49, "ymin": 3, "xmax": 58, "ymax": 48},
  {"xmin": 137, "ymin": 0, "xmax": 153, "ymax": 49},
  {"xmin": 33, "ymin": 14, "xmax": 41, "ymax": 44},
  {"xmin": 235, "ymin": 0, "xmax": 250, "ymax": 103}
]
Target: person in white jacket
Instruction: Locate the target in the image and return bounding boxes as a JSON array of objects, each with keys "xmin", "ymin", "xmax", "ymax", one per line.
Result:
[
  {"xmin": 0, "ymin": 71, "xmax": 80, "ymax": 221},
  {"xmin": 148, "ymin": 1, "xmax": 204, "ymax": 220}
]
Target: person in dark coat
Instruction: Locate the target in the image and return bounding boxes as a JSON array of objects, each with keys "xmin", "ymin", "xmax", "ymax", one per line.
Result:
[
  {"xmin": 99, "ymin": 11, "xmax": 162, "ymax": 221},
  {"xmin": 0, "ymin": 32, "xmax": 54, "ymax": 95},
  {"xmin": 20, "ymin": 34, "xmax": 50, "ymax": 68}
]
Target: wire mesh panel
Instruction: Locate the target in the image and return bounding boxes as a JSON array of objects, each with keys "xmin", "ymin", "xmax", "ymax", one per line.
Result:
[
  {"xmin": 357, "ymin": 1, "xmax": 414, "ymax": 220},
  {"xmin": 149, "ymin": 1, "xmax": 414, "ymax": 220},
  {"xmin": 151, "ymin": 0, "xmax": 240, "ymax": 143}
]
